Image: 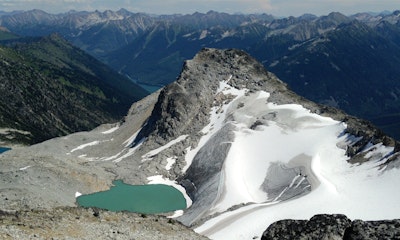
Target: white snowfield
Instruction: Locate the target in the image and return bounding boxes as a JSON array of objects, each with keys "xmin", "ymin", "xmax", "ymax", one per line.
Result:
[{"xmin": 177, "ymin": 80, "xmax": 400, "ymax": 240}]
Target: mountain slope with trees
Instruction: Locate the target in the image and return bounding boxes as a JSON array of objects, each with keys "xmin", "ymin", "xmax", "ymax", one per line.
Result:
[{"xmin": 0, "ymin": 34, "xmax": 148, "ymax": 145}]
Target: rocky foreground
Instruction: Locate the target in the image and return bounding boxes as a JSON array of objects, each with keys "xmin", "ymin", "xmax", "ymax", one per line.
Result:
[
  {"xmin": 262, "ymin": 214, "xmax": 400, "ymax": 240},
  {"xmin": 2, "ymin": 209, "xmax": 400, "ymax": 239},
  {"xmin": 0, "ymin": 207, "xmax": 208, "ymax": 240}
]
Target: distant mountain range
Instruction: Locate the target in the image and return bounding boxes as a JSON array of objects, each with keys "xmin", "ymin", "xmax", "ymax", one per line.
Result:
[
  {"xmin": 0, "ymin": 32, "xmax": 147, "ymax": 145},
  {"xmin": 1, "ymin": 9, "xmax": 400, "ymax": 139}
]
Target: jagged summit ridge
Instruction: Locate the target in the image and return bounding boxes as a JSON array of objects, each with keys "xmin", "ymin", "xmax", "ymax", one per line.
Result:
[
  {"xmin": 135, "ymin": 48, "xmax": 285, "ymax": 143},
  {"xmin": 131, "ymin": 48, "xmax": 296, "ymax": 180}
]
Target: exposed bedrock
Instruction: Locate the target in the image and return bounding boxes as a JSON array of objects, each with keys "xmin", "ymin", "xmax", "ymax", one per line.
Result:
[
  {"xmin": 261, "ymin": 161, "xmax": 311, "ymax": 202},
  {"xmin": 261, "ymin": 214, "xmax": 400, "ymax": 240}
]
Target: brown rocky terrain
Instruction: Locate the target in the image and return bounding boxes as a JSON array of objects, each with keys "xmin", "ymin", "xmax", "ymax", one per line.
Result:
[{"xmin": 0, "ymin": 207, "xmax": 208, "ymax": 240}]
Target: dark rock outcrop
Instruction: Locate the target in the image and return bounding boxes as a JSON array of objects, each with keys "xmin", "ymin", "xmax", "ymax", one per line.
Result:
[
  {"xmin": 343, "ymin": 219, "xmax": 400, "ymax": 240},
  {"xmin": 261, "ymin": 214, "xmax": 400, "ymax": 240}
]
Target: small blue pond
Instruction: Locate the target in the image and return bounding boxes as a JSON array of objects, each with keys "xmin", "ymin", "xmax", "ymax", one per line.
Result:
[
  {"xmin": 77, "ymin": 180, "xmax": 186, "ymax": 214},
  {"xmin": 0, "ymin": 147, "xmax": 11, "ymax": 154}
]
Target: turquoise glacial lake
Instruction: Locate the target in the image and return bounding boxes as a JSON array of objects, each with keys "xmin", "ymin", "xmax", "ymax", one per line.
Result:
[
  {"xmin": 0, "ymin": 147, "xmax": 11, "ymax": 154},
  {"xmin": 77, "ymin": 180, "xmax": 186, "ymax": 214}
]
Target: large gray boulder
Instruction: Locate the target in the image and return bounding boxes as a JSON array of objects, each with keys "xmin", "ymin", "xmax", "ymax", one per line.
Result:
[{"xmin": 261, "ymin": 214, "xmax": 400, "ymax": 240}]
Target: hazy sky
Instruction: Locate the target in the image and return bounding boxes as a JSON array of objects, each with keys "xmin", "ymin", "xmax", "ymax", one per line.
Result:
[{"xmin": 0, "ymin": 0, "xmax": 399, "ymax": 16}]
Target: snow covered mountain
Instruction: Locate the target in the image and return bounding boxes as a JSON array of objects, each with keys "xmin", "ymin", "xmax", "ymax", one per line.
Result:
[
  {"xmin": 1, "ymin": 48, "xmax": 399, "ymax": 239},
  {"xmin": 0, "ymin": 9, "xmax": 155, "ymax": 56}
]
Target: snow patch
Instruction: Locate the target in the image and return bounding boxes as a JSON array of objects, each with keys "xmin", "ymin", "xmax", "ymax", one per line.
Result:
[
  {"xmin": 362, "ymin": 143, "xmax": 394, "ymax": 161},
  {"xmin": 142, "ymin": 135, "xmax": 188, "ymax": 162},
  {"xmin": 269, "ymin": 60, "xmax": 279, "ymax": 67},
  {"xmin": 256, "ymin": 91, "xmax": 270, "ymax": 100},
  {"xmin": 70, "ymin": 141, "xmax": 100, "ymax": 153},
  {"xmin": 113, "ymin": 138, "xmax": 145, "ymax": 163},
  {"xmin": 19, "ymin": 166, "xmax": 31, "ymax": 171},
  {"xmin": 98, "ymin": 151, "xmax": 124, "ymax": 162},
  {"xmin": 123, "ymin": 128, "xmax": 142, "ymax": 147},
  {"xmin": 166, "ymin": 157, "xmax": 177, "ymax": 171},
  {"xmin": 147, "ymin": 175, "xmax": 193, "ymax": 208},
  {"xmin": 168, "ymin": 210, "xmax": 184, "ymax": 218},
  {"xmin": 101, "ymin": 125, "xmax": 119, "ymax": 134},
  {"xmin": 220, "ymin": 30, "xmax": 237, "ymax": 39},
  {"xmin": 199, "ymin": 30, "xmax": 208, "ymax": 40}
]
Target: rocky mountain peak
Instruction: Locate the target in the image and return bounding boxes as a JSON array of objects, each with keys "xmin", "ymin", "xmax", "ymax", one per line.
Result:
[
  {"xmin": 326, "ymin": 11, "xmax": 349, "ymax": 21},
  {"xmin": 133, "ymin": 47, "xmax": 399, "ymax": 162},
  {"xmin": 134, "ymin": 48, "xmax": 286, "ymax": 145}
]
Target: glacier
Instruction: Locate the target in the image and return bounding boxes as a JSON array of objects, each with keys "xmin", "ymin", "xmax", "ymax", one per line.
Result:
[{"xmin": 187, "ymin": 79, "xmax": 400, "ymax": 239}]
